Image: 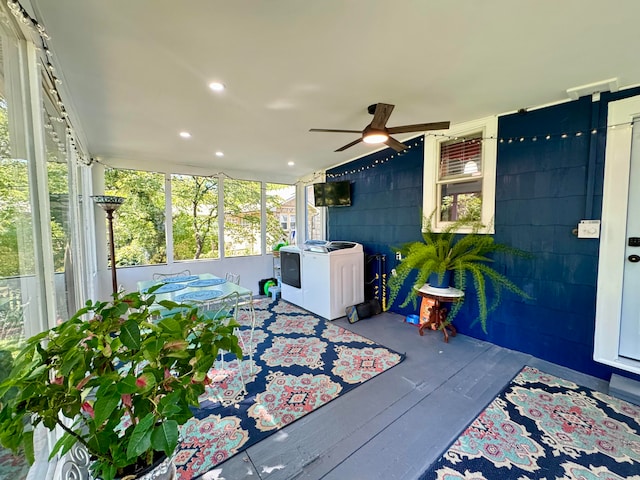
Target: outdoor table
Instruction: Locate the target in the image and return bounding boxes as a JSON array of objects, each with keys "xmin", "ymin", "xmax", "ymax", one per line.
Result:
[
  {"xmin": 138, "ymin": 273, "xmax": 253, "ymax": 308},
  {"xmin": 415, "ymin": 284, "xmax": 464, "ymax": 343}
]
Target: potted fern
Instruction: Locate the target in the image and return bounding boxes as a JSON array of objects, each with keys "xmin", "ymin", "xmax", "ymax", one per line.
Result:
[
  {"xmin": 0, "ymin": 288, "xmax": 242, "ymax": 480},
  {"xmin": 388, "ymin": 212, "xmax": 531, "ymax": 333}
]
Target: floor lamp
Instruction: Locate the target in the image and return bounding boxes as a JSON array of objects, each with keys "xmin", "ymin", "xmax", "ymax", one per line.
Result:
[{"xmin": 92, "ymin": 195, "xmax": 125, "ymax": 295}]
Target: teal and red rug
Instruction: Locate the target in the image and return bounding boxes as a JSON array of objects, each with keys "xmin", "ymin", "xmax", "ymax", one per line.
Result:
[
  {"xmin": 174, "ymin": 299, "xmax": 404, "ymax": 479},
  {"xmin": 0, "ymin": 447, "xmax": 29, "ymax": 480},
  {"xmin": 420, "ymin": 366, "xmax": 640, "ymax": 480}
]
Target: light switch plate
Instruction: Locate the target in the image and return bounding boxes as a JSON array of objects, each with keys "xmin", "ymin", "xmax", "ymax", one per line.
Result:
[{"xmin": 578, "ymin": 220, "xmax": 600, "ymax": 239}]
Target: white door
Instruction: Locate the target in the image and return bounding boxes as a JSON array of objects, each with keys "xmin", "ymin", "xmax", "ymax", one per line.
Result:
[
  {"xmin": 620, "ymin": 120, "xmax": 640, "ymax": 360},
  {"xmin": 594, "ymin": 95, "xmax": 640, "ymax": 374}
]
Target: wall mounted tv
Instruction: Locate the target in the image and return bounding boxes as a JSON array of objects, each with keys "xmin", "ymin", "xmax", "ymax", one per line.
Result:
[{"xmin": 313, "ymin": 181, "xmax": 351, "ymax": 207}]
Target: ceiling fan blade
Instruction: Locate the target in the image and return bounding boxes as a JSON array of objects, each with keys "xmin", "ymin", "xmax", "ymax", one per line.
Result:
[
  {"xmin": 370, "ymin": 103, "xmax": 395, "ymax": 129},
  {"xmin": 335, "ymin": 138, "xmax": 363, "ymax": 152},
  {"xmin": 387, "ymin": 121, "xmax": 451, "ymax": 134},
  {"xmin": 310, "ymin": 128, "xmax": 363, "ymax": 133},
  {"xmin": 385, "ymin": 136, "xmax": 407, "ymax": 152}
]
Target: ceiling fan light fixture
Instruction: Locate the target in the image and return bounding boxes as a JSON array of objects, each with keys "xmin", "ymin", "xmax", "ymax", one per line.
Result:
[
  {"xmin": 363, "ymin": 132, "xmax": 388, "ymax": 144},
  {"xmin": 362, "ymin": 126, "xmax": 389, "ymax": 144},
  {"xmin": 309, "ymin": 103, "xmax": 450, "ymax": 153}
]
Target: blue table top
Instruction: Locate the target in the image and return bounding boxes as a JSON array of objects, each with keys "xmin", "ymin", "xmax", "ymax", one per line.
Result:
[
  {"xmin": 144, "ymin": 283, "xmax": 187, "ymax": 294},
  {"xmin": 175, "ymin": 290, "xmax": 224, "ymax": 302},
  {"xmin": 188, "ymin": 278, "xmax": 226, "ymax": 287},
  {"xmin": 159, "ymin": 275, "xmax": 199, "ymax": 283}
]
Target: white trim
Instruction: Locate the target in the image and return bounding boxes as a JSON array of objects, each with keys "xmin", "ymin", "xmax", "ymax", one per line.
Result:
[
  {"xmin": 164, "ymin": 173, "xmax": 174, "ymax": 263},
  {"xmin": 594, "ymin": 94, "xmax": 640, "ymax": 375},
  {"xmin": 423, "ymin": 116, "xmax": 497, "ymax": 233}
]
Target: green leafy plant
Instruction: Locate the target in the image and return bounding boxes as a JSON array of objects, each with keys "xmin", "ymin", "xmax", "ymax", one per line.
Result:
[
  {"xmin": 389, "ymin": 212, "xmax": 531, "ymax": 332},
  {"xmin": 0, "ymin": 288, "xmax": 242, "ymax": 480}
]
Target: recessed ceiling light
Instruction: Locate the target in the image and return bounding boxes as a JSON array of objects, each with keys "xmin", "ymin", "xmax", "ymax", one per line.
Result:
[
  {"xmin": 179, "ymin": 131, "xmax": 191, "ymax": 138},
  {"xmin": 209, "ymin": 82, "xmax": 225, "ymax": 92},
  {"xmin": 287, "ymin": 161, "xmax": 295, "ymax": 166},
  {"xmin": 215, "ymin": 151, "xmax": 224, "ymax": 157}
]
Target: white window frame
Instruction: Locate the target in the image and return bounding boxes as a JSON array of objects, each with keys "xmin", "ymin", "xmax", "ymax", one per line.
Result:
[{"xmin": 423, "ymin": 116, "xmax": 498, "ymax": 233}]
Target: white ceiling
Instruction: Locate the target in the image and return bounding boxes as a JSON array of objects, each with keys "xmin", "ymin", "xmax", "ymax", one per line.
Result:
[{"xmin": 28, "ymin": 0, "xmax": 640, "ymax": 183}]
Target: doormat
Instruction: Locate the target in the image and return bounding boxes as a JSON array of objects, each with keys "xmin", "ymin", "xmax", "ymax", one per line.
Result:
[
  {"xmin": 174, "ymin": 299, "xmax": 405, "ymax": 479},
  {"xmin": 420, "ymin": 366, "xmax": 640, "ymax": 479}
]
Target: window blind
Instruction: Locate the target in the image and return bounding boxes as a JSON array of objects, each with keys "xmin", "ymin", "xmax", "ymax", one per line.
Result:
[{"xmin": 439, "ymin": 135, "xmax": 482, "ymax": 180}]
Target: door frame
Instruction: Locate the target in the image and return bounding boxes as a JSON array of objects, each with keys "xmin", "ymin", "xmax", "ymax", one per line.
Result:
[{"xmin": 594, "ymin": 95, "xmax": 640, "ymax": 374}]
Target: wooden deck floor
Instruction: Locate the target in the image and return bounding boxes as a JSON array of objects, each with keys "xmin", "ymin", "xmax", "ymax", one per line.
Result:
[{"xmin": 210, "ymin": 308, "xmax": 609, "ymax": 480}]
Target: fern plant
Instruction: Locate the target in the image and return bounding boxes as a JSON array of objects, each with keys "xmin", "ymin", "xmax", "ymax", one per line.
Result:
[{"xmin": 388, "ymin": 212, "xmax": 531, "ymax": 333}]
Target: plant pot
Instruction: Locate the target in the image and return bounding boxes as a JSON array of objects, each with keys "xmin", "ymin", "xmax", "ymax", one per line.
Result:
[
  {"xmin": 91, "ymin": 454, "xmax": 176, "ymax": 480},
  {"xmin": 130, "ymin": 455, "xmax": 175, "ymax": 480},
  {"xmin": 428, "ymin": 271, "xmax": 452, "ymax": 289}
]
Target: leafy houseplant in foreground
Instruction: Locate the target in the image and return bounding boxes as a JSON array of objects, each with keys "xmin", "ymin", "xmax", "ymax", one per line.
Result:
[
  {"xmin": 0, "ymin": 289, "xmax": 242, "ymax": 480},
  {"xmin": 388, "ymin": 212, "xmax": 531, "ymax": 332}
]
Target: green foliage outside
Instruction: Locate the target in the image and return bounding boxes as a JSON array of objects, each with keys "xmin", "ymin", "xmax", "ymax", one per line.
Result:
[
  {"xmin": 266, "ymin": 183, "xmax": 293, "ymax": 250},
  {"xmin": 107, "ymin": 172, "xmax": 293, "ymax": 263},
  {"xmin": 172, "ymin": 175, "xmax": 219, "ymax": 260},
  {"xmin": 0, "ymin": 157, "xmax": 33, "ymax": 277},
  {"xmin": 223, "ymin": 179, "xmax": 261, "ymax": 256},
  {"xmin": 440, "ymin": 193, "xmax": 482, "ymax": 222},
  {"xmin": 105, "ymin": 169, "xmax": 167, "ymax": 266}
]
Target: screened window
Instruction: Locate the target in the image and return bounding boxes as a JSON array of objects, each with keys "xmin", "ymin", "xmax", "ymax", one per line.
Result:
[
  {"xmin": 306, "ymin": 184, "xmax": 323, "ymax": 240},
  {"xmin": 423, "ymin": 116, "xmax": 497, "ymax": 232},
  {"xmin": 224, "ymin": 178, "xmax": 261, "ymax": 256},
  {"xmin": 0, "ymin": 94, "xmax": 32, "ymax": 354},
  {"xmin": 43, "ymin": 89, "xmax": 74, "ymax": 321},
  {"xmin": 266, "ymin": 183, "xmax": 295, "ymax": 250},
  {"xmin": 171, "ymin": 174, "xmax": 219, "ymax": 260},
  {"xmin": 0, "ymin": 23, "xmax": 57, "ymax": 371},
  {"xmin": 104, "ymin": 168, "xmax": 166, "ymax": 265}
]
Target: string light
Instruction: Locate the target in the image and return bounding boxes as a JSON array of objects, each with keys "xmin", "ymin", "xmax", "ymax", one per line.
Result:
[
  {"xmin": 7, "ymin": 0, "xmax": 90, "ymax": 165},
  {"xmin": 324, "ymin": 122, "xmax": 632, "ymax": 179}
]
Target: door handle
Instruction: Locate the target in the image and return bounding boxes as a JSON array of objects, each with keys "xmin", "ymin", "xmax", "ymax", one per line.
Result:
[{"xmin": 629, "ymin": 254, "xmax": 640, "ymax": 263}]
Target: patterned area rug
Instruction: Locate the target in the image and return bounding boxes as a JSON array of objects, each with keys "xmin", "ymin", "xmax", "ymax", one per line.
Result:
[
  {"xmin": 420, "ymin": 366, "xmax": 640, "ymax": 480},
  {"xmin": 0, "ymin": 447, "xmax": 29, "ymax": 480},
  {"xmin": 174, "ymin": 299, "xmax": 404, "ymax": 479}
]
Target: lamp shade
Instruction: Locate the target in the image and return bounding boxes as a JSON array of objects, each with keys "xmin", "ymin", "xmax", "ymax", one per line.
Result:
[{"xmin": 92, "ymin": 195, "xmax": 125, "ymax": 212}]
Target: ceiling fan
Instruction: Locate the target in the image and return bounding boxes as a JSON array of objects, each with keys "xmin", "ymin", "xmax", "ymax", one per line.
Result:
[{"xmin": 310, "ymin": 103, "xmax": 450, "ymax": 153}]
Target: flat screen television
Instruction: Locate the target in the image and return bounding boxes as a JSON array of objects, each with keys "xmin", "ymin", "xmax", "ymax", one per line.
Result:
[{"xmin": 313, "ymin": 181, "xmax": 351, "ymax": 207}]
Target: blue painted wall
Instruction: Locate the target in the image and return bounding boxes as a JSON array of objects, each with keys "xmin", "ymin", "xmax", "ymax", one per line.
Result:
[
  {"xmin": 326, "ymin": 138, "xmax": 426, "ymax": 312},
  {"xmin": 327, "ymin": 91, "xmax": 640, "ymax": 381}
]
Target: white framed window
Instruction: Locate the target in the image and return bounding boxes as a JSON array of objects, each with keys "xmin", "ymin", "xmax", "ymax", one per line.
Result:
[{"xmin": 423, "ymin": 116, "xmax": 497, "ymax": 233}]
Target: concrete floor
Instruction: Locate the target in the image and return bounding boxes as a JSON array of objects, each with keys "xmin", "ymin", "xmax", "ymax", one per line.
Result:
[{"xmin": 207, "ymin": 307, "xmax": 609, "ymax": 480}]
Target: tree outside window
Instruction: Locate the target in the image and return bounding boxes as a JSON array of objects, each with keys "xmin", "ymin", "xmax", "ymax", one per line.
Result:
[
  {"xmin": 104, "ymin": 168, "xmax": 166, "ymax": 265},
  {"xmin": 224, "ymin": 179, "xmax": 261, "ymax": 257},
  {"xmin": 172, "ymin": 174, "xmax": 219, "ymax": 260}
]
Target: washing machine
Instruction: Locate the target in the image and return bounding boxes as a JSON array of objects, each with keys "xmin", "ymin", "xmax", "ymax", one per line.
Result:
[
  {"xmin": 280, "ymin": 244, "xmax": 304, "ymax": 307},
  {"xmin": 281, "ymin": 240, "xmax": 364, "ymax": 320}
]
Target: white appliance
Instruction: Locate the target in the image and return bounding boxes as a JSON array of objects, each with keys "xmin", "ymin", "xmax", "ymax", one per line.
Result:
[
  {"xmin": 280, "ymin": 244, "xmax": 304, "ymax": 307},
  {"xmin": 280, "ymin": 240, "xmax": 364, "ymax": 320}
]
